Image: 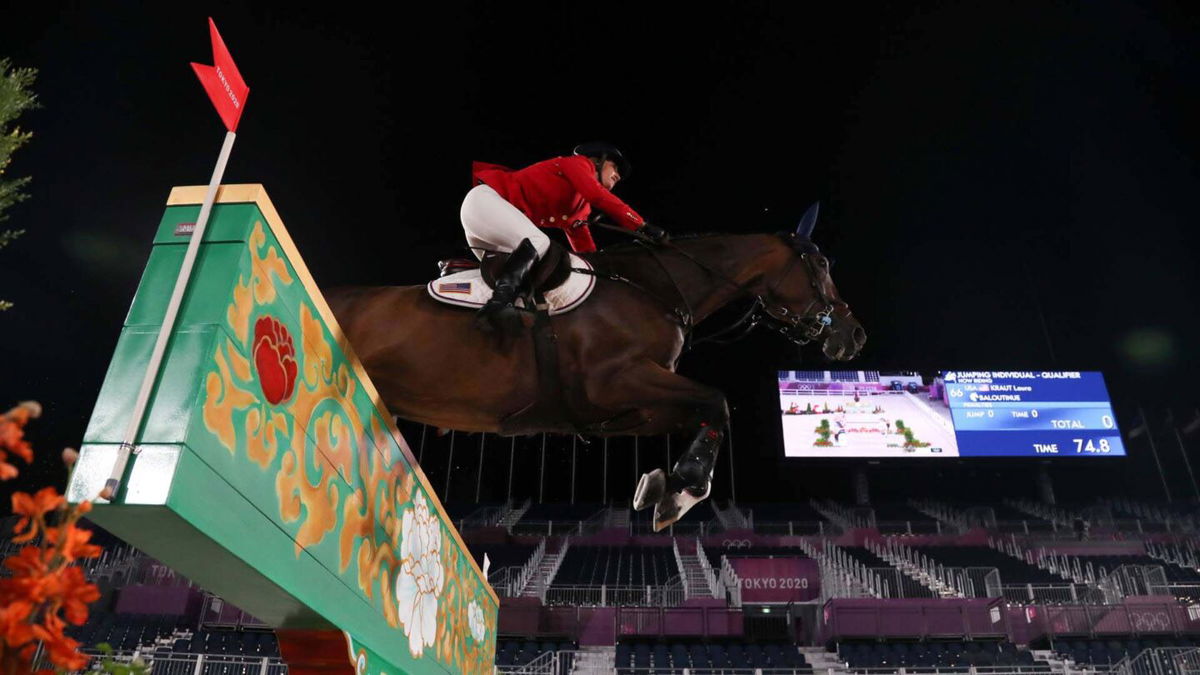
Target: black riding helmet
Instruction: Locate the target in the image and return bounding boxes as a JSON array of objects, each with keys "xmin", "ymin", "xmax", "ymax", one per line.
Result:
[{"xmin": 573, "ymin": 141, "xmax": 632, "ymax": 180}]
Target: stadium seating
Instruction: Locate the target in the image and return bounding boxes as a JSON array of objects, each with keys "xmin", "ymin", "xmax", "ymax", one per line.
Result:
[
  {"xmin": 16, "ymin": 496, "xmax": 1200, "ymax": 672},
  {"xmin": 616, "ymin": 641, "xmax": 811, "ymax": 673},
  {"xmin": 705, "ymin": 545, "xmax": 809, "ymax": 570},
  {"xmin": 745, "ymin": 502, "xmax": 826, "ymax": 523},
  {"xmin": 444, "ymin": 501, "xmax": 502, "ymax": 521},
  {"xmin": 1073, "ymin": 554, "xmax": 1200, "ymax": 583},
  {"xmin": 494, "ymin": 640, "xmax": 576, "ymax": 667},
  {"xmin": 518, "ymin": 503, "xmax": 607, "ymax": 522},
  {"xmin": 1051, "ymin": 637, "xmax": 1200, "ymax": 667},
  {"xmin": 917, "ymin": 546, "xmax": 1074, "ymax": 585},
  {"xmin": 841, "ymin": 547, "xmax": 938, "ymax": 598},
  {"xmin": 836, "ymin": 640, "xmax": 1051, "ymax": 671},
  {"xmin": 468, "ymin": 542, "xmax": 537, "ymax": 572},
  {"xmin": 552, "ymin": 546, "xmax": 678, "ymax": 586}
]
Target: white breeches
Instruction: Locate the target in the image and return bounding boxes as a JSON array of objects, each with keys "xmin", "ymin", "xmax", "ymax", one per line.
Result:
[{"xmin": 460, "ymin": 184, "xmax": 551, "ymax": 261}]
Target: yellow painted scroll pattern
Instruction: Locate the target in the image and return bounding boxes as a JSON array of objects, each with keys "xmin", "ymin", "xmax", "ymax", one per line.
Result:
[{"xmin": 198, "ymin": 220, "xmax": 496, "ymax": 673}]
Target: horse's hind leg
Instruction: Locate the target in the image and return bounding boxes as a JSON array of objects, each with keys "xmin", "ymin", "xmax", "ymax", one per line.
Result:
[{"xmin": 593, "ymin": 363, "xmax": 728, "ymax": 530}]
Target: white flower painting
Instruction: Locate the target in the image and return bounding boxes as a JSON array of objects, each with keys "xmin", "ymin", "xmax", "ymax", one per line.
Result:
[
  {"xmin": 395, "ymin": 491, "xmax": 445, "ymax": 657},
  {"xmin": 468, "ymin": 600, "xmax": 486, "ymax": 643}
]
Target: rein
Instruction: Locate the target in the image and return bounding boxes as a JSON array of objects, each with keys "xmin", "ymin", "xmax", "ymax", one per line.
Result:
[{"xmin": 581, "ymin": 223, "xmax": 843, "ymax": 347}]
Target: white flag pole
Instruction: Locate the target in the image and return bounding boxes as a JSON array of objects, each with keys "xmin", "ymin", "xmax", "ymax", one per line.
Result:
[{"xmin": 102, "ymin": 130, "xmax": 237, "ymax": 500}]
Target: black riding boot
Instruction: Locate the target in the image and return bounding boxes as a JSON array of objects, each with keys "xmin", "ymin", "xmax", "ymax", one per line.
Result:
[{"xmin": 475, "ymin": 238, "xmax": 539, "ymax": 335}]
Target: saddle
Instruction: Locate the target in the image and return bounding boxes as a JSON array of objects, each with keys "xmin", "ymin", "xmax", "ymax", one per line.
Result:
[
  {"xmin": 430, "ymin": 241, "xmax": 595, "ymax": 317},
  {"xmin": 438, "ymin": 242, "xmax": 573, "ymax": 296}
]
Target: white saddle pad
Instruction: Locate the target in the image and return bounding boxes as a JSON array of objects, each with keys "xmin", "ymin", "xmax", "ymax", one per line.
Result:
[{"xmin": 426, "ymin": 253, "xmax": 596, "ymax": 315}]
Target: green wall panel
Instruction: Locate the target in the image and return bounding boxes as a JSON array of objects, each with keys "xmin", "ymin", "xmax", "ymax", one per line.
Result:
[{"xmin": 69, "ymin": 186, "xmax": 497, "ymax": 674}]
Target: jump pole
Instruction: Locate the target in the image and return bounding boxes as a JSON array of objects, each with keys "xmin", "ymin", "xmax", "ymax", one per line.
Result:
[{"xmin": 104, "ymin": 19, "xmax": 248, "ymax": 499}]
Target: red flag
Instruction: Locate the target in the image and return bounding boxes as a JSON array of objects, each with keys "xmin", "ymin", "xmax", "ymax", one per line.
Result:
[{"xmin": 190, "ymin": 18, "xmax": 249, "ymax": 132}]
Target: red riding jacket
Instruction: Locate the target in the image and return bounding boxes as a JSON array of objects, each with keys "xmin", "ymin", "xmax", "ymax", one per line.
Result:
[{"xmin": 472, "ymin": 155, "xmax": 645, "ymax": 253}]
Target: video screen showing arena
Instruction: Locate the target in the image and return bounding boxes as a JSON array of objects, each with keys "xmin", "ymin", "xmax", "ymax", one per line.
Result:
[{"xmin": 778, "ymin": 370, "xmax": 958, "ymax": 457}]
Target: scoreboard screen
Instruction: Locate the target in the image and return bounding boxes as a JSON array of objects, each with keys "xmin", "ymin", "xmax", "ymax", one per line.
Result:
[{"xmin": 778, "ymin": 370, "xmax": 1125, "ymax": 458}]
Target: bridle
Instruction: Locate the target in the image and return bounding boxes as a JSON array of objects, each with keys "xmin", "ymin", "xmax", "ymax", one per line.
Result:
[
  {"xmin": 751, "ymin": 235, "xmax": 846, "ymax": 345},
  {"xmin": 584, "ymin": 229, "xmax": 849, "ymax": 348}
]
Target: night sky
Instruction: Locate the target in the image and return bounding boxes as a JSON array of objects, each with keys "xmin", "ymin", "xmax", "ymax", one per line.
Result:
[{"xmin": 3, "ymin": 3, "xmax": 1199, "ymax": 511}]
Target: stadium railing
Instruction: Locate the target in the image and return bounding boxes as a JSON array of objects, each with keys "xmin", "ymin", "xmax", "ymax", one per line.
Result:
[
  {"xmin": 199, "ymin": 592, "xmax": 271, "ymax": 629},
  {"xmin": 614, "ymin": 606, "xmax": 746, "ymax": 639},
  {"xmin": 489, "ymin": 537, "xmax": 546, "ymax": 597},
  {"xmin": 1000, "ymin": 583, "xmax": 1100, "ymax": 604},
  {"xmin": 494, "ymin": 650, "xmax": 566, "ymax": 675},
  {"xmin": 835, "ymin": 662, "xmax": 1051, "ymax": 667},
  {"xmin": 34, "ymin": 648, "xmax": 287, "ymax": 675},
  {"xmin": 690, "ymin": 539, "xmax": 721, "ymax": 598},
  {"xmin": 459, "ymin": 501, "xmax": 508, "ymax": 530},
  {"xmin": 1120, "ymin": 647, "xmax": 1200, "ymax": 675},
  {"xmin": 543, "ymin": 575, "xmax": 685, "ymax": 607},
  {"xmin": 629, "ymin": 517, "xmax": 724, "ymax": 536},
  {"xmin": 799, "ymin": 539, "xmax": 883, "ymax": 601},
  {"xmin": 511, "ymin": 520, "xmax": 586, "ymax": 536},
  {"xmin": 609, "ymin": 662, "xmax": 816, "ymax": 667},
  {"xmin": 717, "ymin": 556, "xmax": 744, "ymax": 607},
  {"xmin": 875, "ymin": 519, "xmax": 944, "ymax": 535}
]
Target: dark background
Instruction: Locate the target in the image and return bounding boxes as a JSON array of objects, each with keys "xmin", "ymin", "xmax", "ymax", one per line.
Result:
[{"xmin": 3, "ymin": 2, "xmax": 1199, "ymax": 512}]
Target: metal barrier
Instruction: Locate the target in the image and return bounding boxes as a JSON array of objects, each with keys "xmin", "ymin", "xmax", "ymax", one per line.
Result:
[
  {"xmin": 629, "ymin": 518, "xmax": 720, "ymax": 536},
  {"xmin": 543, "ymin": 578, "xmax": 685, "ymax": 607},
  {"xmin": 719, "ymin": 556, "xmax": 744, "ymax": 607},
  {"xmin": 1118, "ymin": 646, "xmax": 1200, "ymax": 675},
  {"xmin": 609, "ymin": 662, "xmax": 816, "ymax": 667},
  {"xmin": 199, "ymin": 593, "xmax": 270, "ymax": 629},
  {"xmin": 1169, "ymin": 584, "xmax": 1200, "ymax": 602},
  {"xmin": 1032, "ymin": 602, "xmax": 1197, "ymax": 639},
  {"xmin": 33, "ymin": 647, "xmax": 288, "ymax": 674},
  {"xmin": 835, "ymin": 662, "xmax": 1051, "ymax": 667},
  {"xmin": 750, "ymin": 520, "xmax": 829, "ymax": 536},
  {"xmin": 603, "ymin": 669, "xmax": 815, "ymax": 674},
  {"xmin": 1001, "ymin": 584, "xmax": 1097, "ymax": 604},
  {"xmin": 510, "ymin": 520, "xmax": 585, "ymax": 537},
  {"xmin": 875, "ymin": 520, "xmax": 944, "ymax": 535},
  {"xmin": 614, "ymin": 606, "xmax": 745, "ymax": 639},
  {"xmin": 494, "ymin": 650, "xmax": 568, "ymax": 675}
]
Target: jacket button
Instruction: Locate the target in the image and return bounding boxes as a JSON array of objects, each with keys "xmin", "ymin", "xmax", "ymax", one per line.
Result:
[{"xmin": 549, "ymin": 216, "xmax": 556, "ymax": 223}]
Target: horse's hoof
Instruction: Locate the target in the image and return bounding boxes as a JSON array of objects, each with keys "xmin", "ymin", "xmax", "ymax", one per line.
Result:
[
  {"xmin": 632, "ymin": 469, "xmax": 665, "ymax": 512},
  {"xmin": 652, "ymin": 481, "xmax": 712, "ymax": 532}
]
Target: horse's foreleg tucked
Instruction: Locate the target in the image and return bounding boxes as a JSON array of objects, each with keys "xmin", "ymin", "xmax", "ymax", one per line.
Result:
[{"xmin": 597, "ymin": 363, "xmax": 728, "ymax": 531}]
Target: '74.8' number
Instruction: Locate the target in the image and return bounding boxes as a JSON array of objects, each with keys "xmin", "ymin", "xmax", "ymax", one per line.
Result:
[{"xmin": 1073, "ymin": 438, "xmax": 1111, "ymax": 453}]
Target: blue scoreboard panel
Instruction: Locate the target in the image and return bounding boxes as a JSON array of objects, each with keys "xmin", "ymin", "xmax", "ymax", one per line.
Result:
[{"xmin": 943, "ymin": 371, "xmax": 1125, "ymax": 457}]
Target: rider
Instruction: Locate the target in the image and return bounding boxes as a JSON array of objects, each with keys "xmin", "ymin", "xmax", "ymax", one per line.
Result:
[{"xmin": 462, "ymin": 142, "xmax": 668, "ymax": 331}]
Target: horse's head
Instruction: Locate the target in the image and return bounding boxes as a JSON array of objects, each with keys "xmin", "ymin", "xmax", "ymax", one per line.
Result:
[{"xmin": 753, "ymin": 203, "xmax": 866, "ymax": 361}]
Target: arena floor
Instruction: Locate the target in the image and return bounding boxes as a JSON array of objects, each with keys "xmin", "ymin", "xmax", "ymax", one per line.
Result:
[{"xmin": 780, "ymin": 390, "xmax": 960, "ymax": 458}]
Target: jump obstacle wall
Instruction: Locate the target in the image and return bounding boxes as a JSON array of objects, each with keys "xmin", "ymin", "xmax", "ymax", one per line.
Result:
[{"xmin": 67, "ymin": 184, "xmax": 497, "ymax": 674}]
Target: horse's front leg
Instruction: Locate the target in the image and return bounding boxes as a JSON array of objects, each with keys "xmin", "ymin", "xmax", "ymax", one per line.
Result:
[{"xmin": 591, "ymin": 362, "xmax": 728, "ymax": 531}]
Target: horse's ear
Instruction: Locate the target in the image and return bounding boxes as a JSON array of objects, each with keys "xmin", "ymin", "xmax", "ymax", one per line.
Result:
[{"xmin": 796, "ymin": 201, "xmax": 820, "ymax": 239}]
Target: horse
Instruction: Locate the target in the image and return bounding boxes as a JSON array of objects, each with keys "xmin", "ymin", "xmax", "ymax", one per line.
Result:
[{"xmin": 326, "ymin": 214, "xmax": 866, "ymax": 529}]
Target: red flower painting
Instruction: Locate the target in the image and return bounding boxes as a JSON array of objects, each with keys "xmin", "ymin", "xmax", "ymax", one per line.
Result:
[{"xmin": 253, "ymin": 315, "xmax": 298, "ymax": 405}]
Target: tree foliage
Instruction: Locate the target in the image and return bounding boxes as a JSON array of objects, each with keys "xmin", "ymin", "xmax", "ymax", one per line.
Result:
[{"xmin": 0, "ymin": 58, "xmax": 37, "ymax": 311}]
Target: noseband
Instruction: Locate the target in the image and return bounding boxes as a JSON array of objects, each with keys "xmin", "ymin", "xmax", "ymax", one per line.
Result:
[{"xmin": 753, "ymin": 236, "xmax": 846, "ymax": 345}]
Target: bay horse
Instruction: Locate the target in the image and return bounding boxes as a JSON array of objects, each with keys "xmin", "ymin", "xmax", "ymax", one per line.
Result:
[{"xmin": 326, "ymin": 216, "xmax": 865, "ymax": 529}]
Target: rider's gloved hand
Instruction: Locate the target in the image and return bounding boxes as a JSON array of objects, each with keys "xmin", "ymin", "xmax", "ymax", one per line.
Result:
[{"xmin": 637, "ymin": 223, "xmax": 669, "ymax": 243}]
